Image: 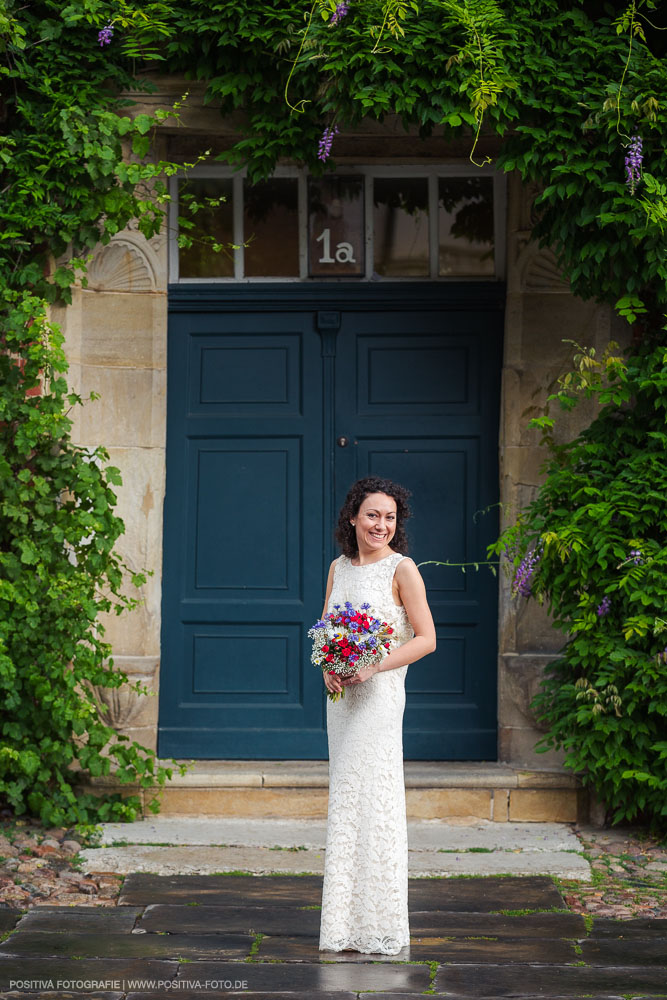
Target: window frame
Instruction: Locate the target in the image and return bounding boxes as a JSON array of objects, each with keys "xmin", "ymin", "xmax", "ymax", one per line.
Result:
[{"xmin": 168, "ymin": 163, "xmax": 506, "ymax": 283}]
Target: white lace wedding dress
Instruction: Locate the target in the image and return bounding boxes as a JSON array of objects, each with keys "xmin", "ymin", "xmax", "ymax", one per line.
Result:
[{"xmin": 319, "ymin": 551, "xmax": 414, "ymax": 955}]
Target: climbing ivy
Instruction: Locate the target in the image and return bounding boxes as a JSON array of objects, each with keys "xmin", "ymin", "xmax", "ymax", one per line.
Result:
[
  {"xmin": 490, "ymin": 342, "xmax": 667, "ymax": 828},
  {"xmin": 0, "ymin": 0, "xmax": 190, "ymax": 824}
]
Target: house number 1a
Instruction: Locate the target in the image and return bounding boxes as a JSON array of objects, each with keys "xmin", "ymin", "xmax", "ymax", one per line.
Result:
[{"xmin": 316, "ymin": 228, "xmax": 356, "ymax": 264}]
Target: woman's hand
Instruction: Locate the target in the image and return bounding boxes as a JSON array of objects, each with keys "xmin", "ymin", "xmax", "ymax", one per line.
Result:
[
  {"xmin": 323, "ymin": 669, "xmax": 344, "ymax": 696},
  {"xmin": 342, "ymin": 663, "xmax": 379, "ymax": 687}
]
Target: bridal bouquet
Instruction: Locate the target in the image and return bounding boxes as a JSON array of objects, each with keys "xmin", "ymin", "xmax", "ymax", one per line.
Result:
[{"xmin": 308, "ymin": 601, "xmax": 394, "ymax": 701}]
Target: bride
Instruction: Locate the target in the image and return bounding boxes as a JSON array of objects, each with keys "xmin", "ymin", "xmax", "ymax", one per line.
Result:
[{"xmin": 318, "ymin": 476, "xmax": 436, "ymax": 955}]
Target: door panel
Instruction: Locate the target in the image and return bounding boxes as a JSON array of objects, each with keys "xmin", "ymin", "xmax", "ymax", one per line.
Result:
[{"xmin": 159, "ymin": 311, "xmax": 327, "ymax": 758}]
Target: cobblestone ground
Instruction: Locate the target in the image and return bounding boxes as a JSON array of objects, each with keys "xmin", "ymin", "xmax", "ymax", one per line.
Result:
[
  {"xmin": 558, "ymin": 823, "xmax": 667, "ymax": 920},
  {"xmin": 0, "ymin": 815, "xmax": 123, "ymax": 909},
  {"xmin": 0, "ymin": 813, "xmax": 665, "ymax": 917}
]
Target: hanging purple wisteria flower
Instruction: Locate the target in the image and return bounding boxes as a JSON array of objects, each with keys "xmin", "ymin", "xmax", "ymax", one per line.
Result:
[
  {"xmin": 330, "ymin": 2, "xmax": 350, "ymax": 25},
  {"xmin": 98, "ymin": 23, "xmax": 114, "ymax": 47},
  {"xmin": 624, "ymin": 135, "xmax": 642, "ymax": 195},
  {"xmin": 596, "ymin": 595, "xmax": 611, "ymax": 617},
  {"xmin": 511, "ymin": 543, "xmax": 543, "ymax": 599},
  {"xmin": 318, "ymin": 124, "xmax": 339, "ymax": 162},
  {"xmin": 629, "ymin": 548, "xmax": 644, "ymax": 565}
]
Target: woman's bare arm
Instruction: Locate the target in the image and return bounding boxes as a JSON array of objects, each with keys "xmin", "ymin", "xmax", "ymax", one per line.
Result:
[{"xmin": 343, "ymin": 558, "xmax": 436, "ymax": 685}]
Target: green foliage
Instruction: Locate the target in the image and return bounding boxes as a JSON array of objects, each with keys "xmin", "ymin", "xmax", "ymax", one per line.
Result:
[
  {"xmin": 158, "ymin": 0, "xmax": 667, "ymax": 322},
  {"xmin": 490, "ymin": 344, "xmax": 667, "ymax": 828},
  {"xmin": 0, "ymin": 0, "xmax": 191, "ymax": 824}
]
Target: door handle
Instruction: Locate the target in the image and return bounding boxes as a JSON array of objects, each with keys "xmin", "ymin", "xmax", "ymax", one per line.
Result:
[{"xmin": 337, "ymin": 436, "xmax": 350, "ymax": 448}]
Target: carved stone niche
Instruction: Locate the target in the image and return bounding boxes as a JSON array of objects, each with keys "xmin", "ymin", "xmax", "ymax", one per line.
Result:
[
  {"xmin": 92, "ymin": 656, "xmax": 158, "ymax": 730},
  {"xmin": 87, "ymin": 239, "xmax": 156, "ymax": 293},
  {"xmin": 519, "ymin": 245, "xmax": 569, "ymax": 293}
]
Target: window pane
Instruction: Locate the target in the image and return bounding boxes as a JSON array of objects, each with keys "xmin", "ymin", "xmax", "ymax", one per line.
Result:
[
  {"xmin": 178, "ymin": 179, "xmax": 234, "ymax": 278},
  {"xmin": 438, "ymin": 177, "xmax": 495, "ymax": 277},
  {"xmin": 244, "ymin": 179, "xmax": 299, "ymax": 277},
  {"xmin": 308, "ymin": 176, "xmax": 364, "ymax": 277},
  {"xmin": 373, "ymin": 178, "xmax": 429, "ymax": 277}
]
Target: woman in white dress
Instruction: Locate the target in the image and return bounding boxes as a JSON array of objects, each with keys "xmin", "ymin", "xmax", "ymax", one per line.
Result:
[{"xmin": 318, "ymin": 477, "xmax": 436, "ymax": 955}]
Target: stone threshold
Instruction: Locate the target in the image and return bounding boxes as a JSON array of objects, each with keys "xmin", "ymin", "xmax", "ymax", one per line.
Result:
[
  {"xmin": 151, "ymin": 759, "xmax": 580, "ymax": 790},
  {"xmin": 84, "ymin": 761, "xmax": 586, "ymax": 824}
]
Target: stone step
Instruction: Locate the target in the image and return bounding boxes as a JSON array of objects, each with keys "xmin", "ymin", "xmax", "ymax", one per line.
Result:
[
  {"xmin": 78, "ymin": 816, "xmax": 591, "ymax": 880},
  {"xmin": 85, "ymin": 761, "xmax": 585, "ymax": 823}
]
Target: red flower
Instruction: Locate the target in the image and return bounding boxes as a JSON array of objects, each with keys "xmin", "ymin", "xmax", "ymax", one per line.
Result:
[
  {"xmin": 322, "ymin": 645, "xmax": 329, "ymax": 652},
  {"xmin": 326, "ymin": 654, "xmax": 334, "ymax": 662}
]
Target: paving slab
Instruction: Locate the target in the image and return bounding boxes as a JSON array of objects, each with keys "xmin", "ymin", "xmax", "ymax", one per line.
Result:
[
  {"xmin": 581, "ymin": 939, "xmax": 667, "ymax": 966},
  {"xmin": 137, "ymin": 904, "xmax": 585, "ymax": 940},
  {"xmin": 15, "ymin": 906, "xmax": 143, "ymax": 933},
  {"xmin": 140, "ymin": 903, "xmax": 322, "ymax": 936},
  {"xmin": 258, "ymin": 939, "xmax": 412, "ymax": 964},
  {"xmin": 172, "ymin": 961, "xmax": 431, "ymax": 992},
  {"xmin": 98, "ymin": 817, "xmax": 580, "ymax": 852},
  {"xmin": 81, "ymin": 842, "xmax": 590, "ymax": 879},
  {"xmin": 408, "ymin": 875, "xmax": 566, "ymax": 911},
  {"xmin": 118, "ymin": 872, "xmax": 566, "ymax": 912},
  {"xmin": 434, "ymin": 964, "xmax": 667, "ymax": 996},
  {"xmin": 82, "ymin": 843, "xmax": 327, "ymax": 876},
  {"xmin": 404, "ymin": 935, "xmax": 577, "ymax": 964},
  {"xmin": 409, "ymin": 910, "xmax": 585, "ymax": 937},
  {"xmin": 407, "ymin": 849, "xmax": 589, "ymax": 879},
  {"xmin": 255, "ymin": 933, "xmax": 576, "ymax": 964},
  {"xmin": 118, "ymin": 873, "xmax": 323, "ymax": 907},
  {"xmin": 590, "ymin": 917, "xmax": 667, "ymax": 938},
  {"xmin": 0, "ymin": 930, "xmax": 253, "ymax": 960}
]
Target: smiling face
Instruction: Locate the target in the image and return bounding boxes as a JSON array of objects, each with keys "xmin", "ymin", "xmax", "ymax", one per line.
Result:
[{"xmin": 351, "ymin": 492, "xmax": 398, "ymax": 557}]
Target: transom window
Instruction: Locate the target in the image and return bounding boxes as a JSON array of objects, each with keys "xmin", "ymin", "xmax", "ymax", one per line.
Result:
[{"xmin": 169, "ymin": 166, "xmax": 505, "ymax": 282}]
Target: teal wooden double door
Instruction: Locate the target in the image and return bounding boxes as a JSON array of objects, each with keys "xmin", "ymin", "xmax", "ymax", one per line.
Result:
[{"xmin": 159, "ymin": 284, "xmax": 503, "ymax": 759}]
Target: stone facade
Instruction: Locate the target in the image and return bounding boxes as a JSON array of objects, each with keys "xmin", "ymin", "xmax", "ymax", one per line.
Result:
[
  {"xmin": 57, "ymin": 102, "xmax": 626, "ymax": 777},
  {"xmin": 58, "ymin": 226, "xmax": 168, "ymax": 754}
]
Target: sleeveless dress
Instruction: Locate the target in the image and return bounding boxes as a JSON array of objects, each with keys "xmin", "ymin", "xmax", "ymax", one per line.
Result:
[{"xmin": 318, "ymin": 551, "xmax": 414, "ymax": 955}]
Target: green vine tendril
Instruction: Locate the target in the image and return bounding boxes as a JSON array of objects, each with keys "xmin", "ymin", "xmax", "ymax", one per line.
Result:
[{"xmin": 284, "ymin": 1, "xmax": 317, "ymax": 114}]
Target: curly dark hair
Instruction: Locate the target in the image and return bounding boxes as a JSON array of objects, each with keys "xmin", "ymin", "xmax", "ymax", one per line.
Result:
[{"xmin": 335, "ymin": 477, "xmax": 412, "ymax": 558}]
